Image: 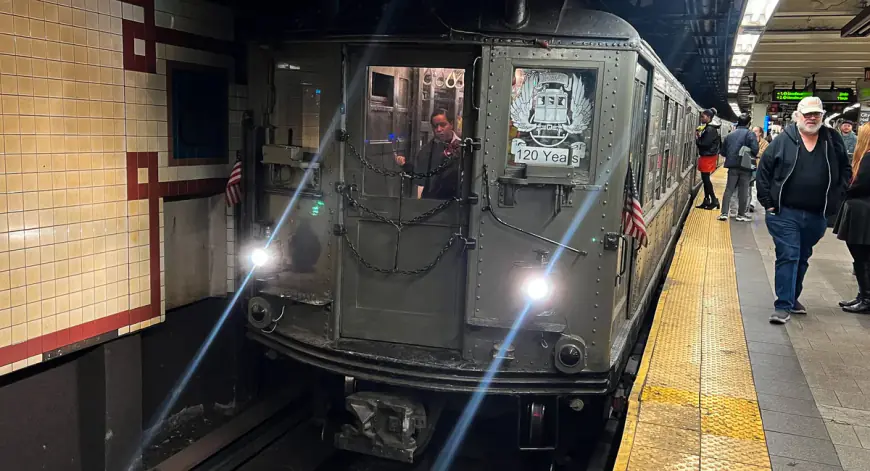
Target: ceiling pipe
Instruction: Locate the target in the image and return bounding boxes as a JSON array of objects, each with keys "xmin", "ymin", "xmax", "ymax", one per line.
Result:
[{"xmin": 504, "ymin": 0, "xmax": 529, "ymax": 29}]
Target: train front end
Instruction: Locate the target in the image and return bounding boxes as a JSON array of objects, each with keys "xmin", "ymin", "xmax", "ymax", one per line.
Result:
[{"xmin": 240, "ymin": 5, "xmax": 657, "ymax": 463}]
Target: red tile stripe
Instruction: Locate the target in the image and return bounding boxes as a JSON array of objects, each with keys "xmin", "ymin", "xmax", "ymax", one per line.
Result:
[{"xmin": 0, "ymin": 307, "xmax": 155, "ymax": 368}]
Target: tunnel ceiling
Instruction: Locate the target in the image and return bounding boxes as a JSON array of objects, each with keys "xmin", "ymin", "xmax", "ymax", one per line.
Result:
[{"xmin": 224, "ymin": 0, "xmax": 745, "ymax": 116}]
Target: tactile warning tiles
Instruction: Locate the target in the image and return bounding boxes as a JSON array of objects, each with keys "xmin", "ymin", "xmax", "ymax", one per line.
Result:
[{"xmin": 613, "ymin": 172, "xmax": 771, "ymax": 471}]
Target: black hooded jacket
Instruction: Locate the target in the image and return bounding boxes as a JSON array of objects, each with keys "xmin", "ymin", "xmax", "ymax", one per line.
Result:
[
  {"xmin": 756, "ymin": 123, "xmax": 851, "ymax": 217},
  {"xmin": 696, "ymin": 121, "xmax": 721, "ymax": 156}
]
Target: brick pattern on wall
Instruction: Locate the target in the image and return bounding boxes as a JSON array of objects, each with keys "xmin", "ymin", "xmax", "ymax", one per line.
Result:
[{"xmin": 0, "ymin": 0, "xmax": 244, "ymax": 375}]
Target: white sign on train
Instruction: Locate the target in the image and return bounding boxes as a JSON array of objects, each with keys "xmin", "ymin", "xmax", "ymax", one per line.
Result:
[{"xmin": 511, "ymin": 139, "xmax": 586, "ymax": 167}]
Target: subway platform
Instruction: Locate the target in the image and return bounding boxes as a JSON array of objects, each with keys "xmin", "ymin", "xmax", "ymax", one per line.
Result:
[{"xmin": 613, "ymin": 172, "xmax": 870, "ymax": 471}]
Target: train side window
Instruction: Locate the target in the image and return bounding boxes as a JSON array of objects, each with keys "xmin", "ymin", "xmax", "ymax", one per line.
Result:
[
  {"xmin": 508, "ymin": 68, "xmax": 598, "ymax": 183},
  {"xmin": 644, "ymin": 94, "xmax": 663, "ymax": 208},
  {"xmin": 363, "ymin": 66, "xmax": 466, "ymax": 200}
]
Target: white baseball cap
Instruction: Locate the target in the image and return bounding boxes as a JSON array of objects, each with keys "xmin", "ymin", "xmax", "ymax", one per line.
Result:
[{"xmin": 797, "ymin": 96, "xmax": 824, "ymax": 114}]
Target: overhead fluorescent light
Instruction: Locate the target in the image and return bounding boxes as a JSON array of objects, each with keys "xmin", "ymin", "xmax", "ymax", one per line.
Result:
[
  {"xmin": 730, "ymin": 68, "xmax": 745, "ymax": 78},
  {"xmin": 741, "ymin": 0, "xmax": 781, "ymax": 27},
  {"xmin": 728, "ymin": 85, "xmax": 740, "ymax": 93},
  {"xmin": 729, "ymin": 77, "xmax": 743, "ymax": 86},
  {"xmin": 731, "ymin": 54, "xmax": 752, "ymax": 67},
  {"xmin": 734, "ymin": 32, "xmax": 761, "ymax": 54},
  {"xmin": 275, "ymin": 62, "xmax": 301, "ymax": 70}
]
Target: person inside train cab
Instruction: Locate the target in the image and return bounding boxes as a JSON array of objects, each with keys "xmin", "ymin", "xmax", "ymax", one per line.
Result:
[
  {"xmin": 395, "ymin": 109, "xmax": 462, "ymax": 200},
  {"xmin": 840, "ymin": 120, "xmax": 857, "ymax": 157},
  {"xmin": 695, "ymin": 108, "xmax": 721, "ymax": 210},
  {"xmin": 834, "ymin": 122, "xmax": 870, "ymax": 313},
  {"xmin": 757, "ymin": 96, "xmax": 851, "ymax": 325},
  {"xmin": 718, "ymin": 114, "xmax": 758, "ymax": 222}
]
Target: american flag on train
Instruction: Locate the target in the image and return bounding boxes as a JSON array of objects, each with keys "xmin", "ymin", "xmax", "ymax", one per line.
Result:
[
  {"xmin": 622, "ymin": 165, "xmax": 648, "ymax": 247},
  {"xmin": 226, "ymin": 157, "xmax": 242, "ymax": 206}
]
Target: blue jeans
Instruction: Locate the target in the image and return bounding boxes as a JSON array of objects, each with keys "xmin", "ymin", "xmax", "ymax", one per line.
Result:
[{"xmin": 765, "ymin": 206, "xmax": 828, "ymax": 310}]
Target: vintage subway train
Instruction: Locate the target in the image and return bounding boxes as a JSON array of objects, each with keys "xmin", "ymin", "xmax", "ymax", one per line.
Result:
[{"xmin": 237, "ymin": 2, "xmax": 732, "ymax": 463}]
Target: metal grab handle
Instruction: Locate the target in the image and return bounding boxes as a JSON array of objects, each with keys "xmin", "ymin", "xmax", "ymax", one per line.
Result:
[{"xmin": 618, "ymin": 234, "xmax": 629, "ymax": 278}]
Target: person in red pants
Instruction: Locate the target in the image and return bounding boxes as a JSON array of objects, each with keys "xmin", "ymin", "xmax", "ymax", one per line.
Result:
[{"xmin": 695, "ymin": 108, "xmax": 721, "ymax": 210}]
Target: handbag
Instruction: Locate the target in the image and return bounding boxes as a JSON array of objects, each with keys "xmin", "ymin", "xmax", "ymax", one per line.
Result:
[{"xmin": 738, "ymin": 131, "xmax": 755, "ymax": 171}]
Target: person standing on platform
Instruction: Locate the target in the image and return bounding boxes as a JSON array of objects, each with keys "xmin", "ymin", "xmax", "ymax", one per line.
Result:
[
  {"xmin": 757, "ymin": 97, "xmax": 851, "ymax": 325},
  {"xmin": 718, "ymin": 114, "xmax": 758, "ymax": 222},
  {"xmin": 840, "ymin": 120, "xmax": 858, "ymax": 157},
  {"xmin": 695, "ymin": 108, "xmax": 721, "ymax": 210},
  {"xmin": 749, "ymin": 126, "xmax": 769, "ymax": 212},
  {"xmin": 834, "ymin": 123, "xmax": 870, "ymax": 313}
]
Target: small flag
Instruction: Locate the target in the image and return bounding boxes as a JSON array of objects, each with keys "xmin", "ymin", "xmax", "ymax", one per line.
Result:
[
  {"xmin": 226, "ymin": 158, "xmax": 242, "ymax": 206},
  {"xmin": 622, "ymin": 165, "xmax": 647, "ymax": 247}
]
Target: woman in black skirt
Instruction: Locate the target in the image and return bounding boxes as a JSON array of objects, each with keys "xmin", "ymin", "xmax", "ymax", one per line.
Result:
[{"xmin": 834, "ymin": 122, "xmax": 870, "ymax": 313}]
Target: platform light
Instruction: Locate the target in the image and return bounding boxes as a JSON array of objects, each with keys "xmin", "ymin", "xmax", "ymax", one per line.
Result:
[
  {"xmin": 734, "ymin": 33, "xmax": 761, "ymax": 54},
  {"xmin": 728, "ymin": 77, "xmax": 742, "ymax": 86},
  {"xmin": 521, "ymin": 275, "xmax": 552, "ymax": 302},
  {"xmin": 728, "ymin": 85, "xmax": 740, "ymax": 93},
  {"xmin": 729, "ymin": 68, "xmax": 744, "ymax": 78},
  {"xmin": 731, "ymin": 54, "xmax": 752, "ymax": 68},
  {"xmin": 741, "ymin": 0, "xmax": 781, "ymax": 27}
]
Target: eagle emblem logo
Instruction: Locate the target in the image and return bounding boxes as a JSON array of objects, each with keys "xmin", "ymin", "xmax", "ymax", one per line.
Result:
[{"xmin": 510, "ymin": 71, "xmax": 593, "ymax": 148}]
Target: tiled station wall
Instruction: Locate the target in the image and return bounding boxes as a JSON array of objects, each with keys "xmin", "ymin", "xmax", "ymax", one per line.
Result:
[{"xmin": 0, "ymin": 0, "xmax": 244, "ymax": 374}]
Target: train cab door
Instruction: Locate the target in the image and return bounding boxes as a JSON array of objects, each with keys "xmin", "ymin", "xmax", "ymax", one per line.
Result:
[
  {"xmin": 337, "ymin": 47, "xmax": 477, "ymax": 350},
  {"xmin": 620, "ymin": 62, "xmax": 651, "ymax": 320}
]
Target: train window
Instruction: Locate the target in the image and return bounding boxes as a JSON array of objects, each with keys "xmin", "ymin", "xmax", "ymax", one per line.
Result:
[
  {"xmin": 508, "ymin": 68, "xmax": 598, "ymax": 182},
  {"xmin": 363, "ymin": 66, "xmax": 465, "ymax": 200},
  {"xmin": 643, "ymin": 95, "xmax": 663, "ymax": 208}
]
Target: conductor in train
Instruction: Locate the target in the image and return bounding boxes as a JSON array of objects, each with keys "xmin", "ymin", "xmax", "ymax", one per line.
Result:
[
  {"xmin": 757, "ymin": 96, "xmax": 851, "ymax": 325},
  {"xmin": 394, "ymin": 109, "xmax": 462, "ymax": 200},
  {"xmin": 695, "ymin": 108, "xmax": 722, "ymax": 210}
]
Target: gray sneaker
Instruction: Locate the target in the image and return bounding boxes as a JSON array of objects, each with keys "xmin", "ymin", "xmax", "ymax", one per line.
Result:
[
  {"xmin": 790, "ymin": 300, "xmax": 807, "ymax": 315},
  {"xmin": 769, "ymin": 310, "xmax": 791, "ymax": 324},
  {"xmin": 735, "ymin": 215, "xmax": 752, "ymax": 222}
]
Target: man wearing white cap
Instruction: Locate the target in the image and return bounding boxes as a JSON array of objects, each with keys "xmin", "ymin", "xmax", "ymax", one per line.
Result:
[{"xmin": 757, "ymin": 96, "xmax": 851, "ymax": 324}]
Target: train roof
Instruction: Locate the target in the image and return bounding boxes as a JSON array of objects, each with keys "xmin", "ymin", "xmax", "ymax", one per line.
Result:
[{"xmin": 233, "ymin": 0, "xmax": 700, "ymax": 111}]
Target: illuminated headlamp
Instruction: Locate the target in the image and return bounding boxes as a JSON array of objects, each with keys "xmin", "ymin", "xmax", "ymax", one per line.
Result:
[
  {"xmin": 249, "ymin": 247, "xmax": 272, "ymax": 267},
  {"xmin": 521, "ymin": 275, "xmax": 552, "ymax": 302}
]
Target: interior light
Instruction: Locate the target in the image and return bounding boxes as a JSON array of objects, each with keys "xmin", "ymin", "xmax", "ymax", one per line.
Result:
[
  {"xmin": 276, "ymin": 62, "xmax": 301, "ymax": 70},
  {"xmin": 522, "ymin": 276, "xmax": 552, "ymax": 302},
  {"xmin": 730, "ymin": 68, "xmax": 745, "ymax": 78},
  {"xmin": 741, "ymin": 0, "xmax": 781, "ymax": 27},
  {"xmin": 734, "ymin": 32, "xmax": 761, "ymax": 54},
  {"xmin": 731, "ymin": 54, "xmax": 752, "ymax": 67},
  {"xmin": 250, "ymin": 248, "xmax": 270, "ymax": 267}
]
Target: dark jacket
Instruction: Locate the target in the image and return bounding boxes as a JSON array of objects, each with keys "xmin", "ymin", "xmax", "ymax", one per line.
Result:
[
  {"xmin": 756, "ymin": 123, "xmax": 851, "ymax": 217},
  {"xmin": 721, "ymin": 126, "xmax": 758, "ymax": 169},
  {"xmin": 696, "ymin": 121, "xmax": 721, "ymax": 156},
  {"xmin": 834, "ymin": 153, "xmax": 870, "ymax": 245}
]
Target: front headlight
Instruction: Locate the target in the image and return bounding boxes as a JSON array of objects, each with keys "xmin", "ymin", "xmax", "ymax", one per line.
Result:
[
  {"xmin": 521, "ymin": 275, "xmax": 552, "ymax": 302},
  {"xmin": 250, "ymin": 248, "xmax": 271, "ymax": 267}
]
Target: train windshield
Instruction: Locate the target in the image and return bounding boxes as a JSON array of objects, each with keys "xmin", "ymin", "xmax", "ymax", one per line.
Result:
[
  {"xmin": 508, "ymin": 68, "xmax": 598, "ymax": 182},
  {"xmin": 362, "ymin": 66, "xmax": 465, "ymax": 201}
]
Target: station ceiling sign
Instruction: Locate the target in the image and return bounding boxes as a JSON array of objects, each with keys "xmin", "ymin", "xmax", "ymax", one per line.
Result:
[{"xmin": 773, "ymin": 88, "xmax": 854, "ymax": 103}]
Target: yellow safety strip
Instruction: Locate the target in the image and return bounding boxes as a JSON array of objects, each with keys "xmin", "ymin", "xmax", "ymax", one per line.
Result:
[{"xmin": 612, "ymin": 172, "xmax": 771, "ymax": 471}]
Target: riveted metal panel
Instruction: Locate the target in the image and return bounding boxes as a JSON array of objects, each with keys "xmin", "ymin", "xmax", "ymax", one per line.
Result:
[{"xmin": 464, "ymin": 45, "xmax": 635, "ymax": 371}]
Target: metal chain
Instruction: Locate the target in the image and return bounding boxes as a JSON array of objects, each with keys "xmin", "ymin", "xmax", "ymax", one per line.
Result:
[
  {"xmin": 345, "ymin": 135, "xmax": 456, "ymax": 179},
  {"xmin": 340, "ymin": 188, "xmax": 458, "ymax": 230},
  {"xmin": 341, "ymin": 232, "xmax": 464, "ymax": 276},
  {"xmin": 337, "ymin": 130, "xmax": 472, "ymax": 275}
]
